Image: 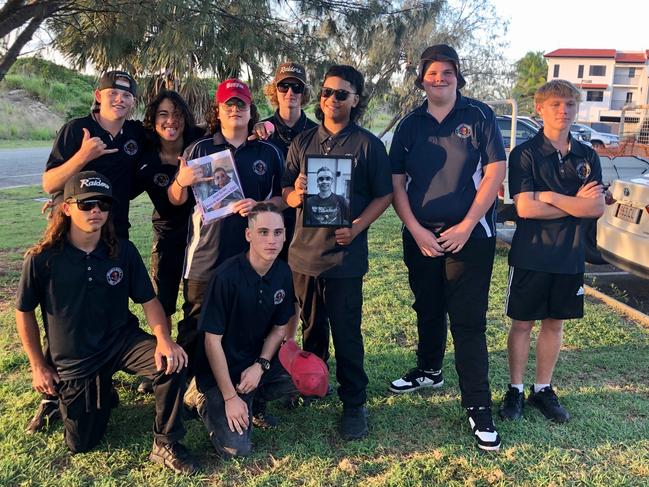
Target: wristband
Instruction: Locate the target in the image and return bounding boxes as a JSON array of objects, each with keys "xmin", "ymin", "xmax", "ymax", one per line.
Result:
[
  {"xmin": 224, "ymin": 392, "xmax": 238, "ymax": 402},
  {"xmin": 174, "ymin": 178, "xmax": 186, "ymax": 189}
]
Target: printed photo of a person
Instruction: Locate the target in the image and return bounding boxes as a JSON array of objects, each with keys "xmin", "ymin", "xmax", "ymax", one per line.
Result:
[{"xmin": 305, "ymin": 165, "xmax": 350, "ymax": 226}]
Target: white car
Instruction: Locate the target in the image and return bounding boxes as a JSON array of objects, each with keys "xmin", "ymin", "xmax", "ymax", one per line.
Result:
[
  {"xmin": 571, "ymin": 123, "xmax": 619, "ymax": 148},
  {"xmin": 597, "ymin": 174, "xmax": 649, "ymax": 279}
]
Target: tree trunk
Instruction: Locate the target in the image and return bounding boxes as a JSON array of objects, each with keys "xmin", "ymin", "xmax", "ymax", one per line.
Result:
[{"xmin": 0, "ymin": 14, "xmax": 44, "ymax": 82}]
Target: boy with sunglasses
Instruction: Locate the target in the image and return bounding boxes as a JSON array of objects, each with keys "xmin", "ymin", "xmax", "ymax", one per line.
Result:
[
  {"xmin": 500, "ymin": 80, "xmax": 604, "ymax": 423},
  {"xmin": 15, "ymin": 171, "xmax": 197, "ymax": 474},
  {"xmin": 282, "ymin": 65, "xmax": 392, "ymax": 440}
]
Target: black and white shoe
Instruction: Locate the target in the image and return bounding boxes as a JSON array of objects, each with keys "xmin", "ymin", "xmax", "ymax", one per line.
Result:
[
  {"xmin": 467, "ymin": 406, "xmax": 501, "ymax": 451},
  {"xmin": 25, "ymin": 398, "xmax": 60, "ymax": 434},
  {"xmin": 389, "ymin": 367, "xmax": 444, "ymax": 393}
]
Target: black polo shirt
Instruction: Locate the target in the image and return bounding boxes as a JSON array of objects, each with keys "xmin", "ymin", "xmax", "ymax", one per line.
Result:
[
  {"xmin": 390, "ymin": 95, "xmax": 506, "ymax": 238},
  {"xmin": 182, "ymin": 133, "xmax": 284, "ymax": 281},
  {"xmin": 46, "ymin": 114, "xmax": 146, "ymax": 238},
  {"xmin": 282, "ymin": 122, "xmax": 393, "ymax": 278},
  {"xmin": 508, "ymin": 131, "xmax": 602, "ymax": 274},
  {"xmin": 16, "ymin": 238, "xmax": 155, "ymax": 380},
  {"xmin": 131, "ymin": 127, "xmax": 205, "ymax": 239},
  {"xmin": 195, "ymin": 253, "xmax": 294, "ymax": 390},
  {"xmin": 262, "ymin": 110, "xmax": 318, "ymax": 157}
]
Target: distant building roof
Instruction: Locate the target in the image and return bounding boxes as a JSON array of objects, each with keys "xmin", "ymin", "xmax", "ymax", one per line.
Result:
[
  {"xmin": 545, "ymin": 49, "xmax": 616, "ymax": 58},
  {"xmin": 615, "ymin": 52, "xmax": 647, "ymax": 63}
]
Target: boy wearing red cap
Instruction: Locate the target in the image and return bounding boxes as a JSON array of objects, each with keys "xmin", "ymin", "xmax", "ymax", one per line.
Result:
[
  {"xmin": 186, "ymin": 203, "xmax": 298, "ymax": 457},
  {"xmin": 168, "ymin": 79, "xmax": 284, "ymax": 378}
]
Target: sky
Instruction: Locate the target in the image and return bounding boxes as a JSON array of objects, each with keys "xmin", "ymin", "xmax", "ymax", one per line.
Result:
[{"xmin": 492, "ymin": 0, "xmax": 649, "ymax": 62}]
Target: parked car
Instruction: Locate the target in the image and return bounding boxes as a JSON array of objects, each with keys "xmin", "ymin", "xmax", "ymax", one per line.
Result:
[
  {"xmin": 518, "ymin": 116, "xmax": 543, "ymax": 130},
  {"xmin": 597, "ymin": 174, "xmax": 649, "ymax": 279},
  {"xmin": 570, "ymin": 123, "xmax": 619, "ymax": 148},
  {"xmin": 496, "ymin": 115, "xmax": 539, "ymax": 149}
]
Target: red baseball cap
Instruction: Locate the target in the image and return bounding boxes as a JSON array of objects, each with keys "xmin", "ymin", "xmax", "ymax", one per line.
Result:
[
  {"xmin": 279, "ymin": 339, "xmax": 329, "ymax": 397},
  {"xmin": 215, "ymin": 78, "xmax": 252, "ymax": 105}
]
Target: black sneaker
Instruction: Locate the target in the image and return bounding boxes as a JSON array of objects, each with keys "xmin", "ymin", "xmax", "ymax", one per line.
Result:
[
  {"xmin": 252, "ymin": 411, "xmax": 278, "ymax": 429},
  {"xmin": 25, "ymin": 398, "xmax": 60, "ymax": 434},
  {"xmin": 389, "ymin": 367, "xmax": 444, "ymax": 393},
  {"xmin": 137, "ymin": 378, "xmax": 153, "ymax": 394},
  {"xmin": 527, "ymin": 386, "xmax": 570, "ymax": 423},
  {"xmin": 149, "ymin": 440, "xmax": 198, "ymax": 475},
  {"xmin": 467, "ymin": 406, "xmax": 501, "ymax": 451},
  {"xmin": 340, "ymin": 406, "xmax": 368, "ymax": 441},
  {"xmin": 499, "ymin": 386, "xmax": 524, "ymax": 420}
]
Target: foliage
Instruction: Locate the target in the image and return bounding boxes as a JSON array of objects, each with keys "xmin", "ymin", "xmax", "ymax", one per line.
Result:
[{"xmin": 512, "ymin": 51, "xmax": 547, "ymax": 115}]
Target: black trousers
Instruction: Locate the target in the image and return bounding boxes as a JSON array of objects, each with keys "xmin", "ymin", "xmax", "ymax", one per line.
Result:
[
  {"xmin": 177, "ymin": 278, "xmax": 209, "ymax": 377},
  {"xmin": 195, "ymin": 356, "xmax": 297, "ymax": 458},
  {"xmin": 403, "ymin": 229, "xmax": 495, "ymax": 408},
  {"xmin": 150, "ymin": 229, "xmax": 187, "ymax": 317},
  {"xmin": 57, "ymin": 327, "xmax": 187, "ymax": 453},
  {"xmin": 293, "ymin": 273, "xmax": 367, "ymax": 407}
]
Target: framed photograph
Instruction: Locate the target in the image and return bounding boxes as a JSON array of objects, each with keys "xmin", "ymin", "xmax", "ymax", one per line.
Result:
[
  {"xmin": 188, "ymin": 149, "xmax": 245, "ymax": 223},
  {"xmin": 303, "ymin": 155, "xmax": 353, "ymax": 228}
]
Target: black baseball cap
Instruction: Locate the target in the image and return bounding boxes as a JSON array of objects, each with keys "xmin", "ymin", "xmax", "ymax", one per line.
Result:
[
  {"xmin": 275, "ymin": 62, "xmax": 307, "ymax": 85},
  {"xmin": 64, "ymin": 171, "xmax": 115, "ymax": 202},
  {"xmin": 416, "ymin": 44, "xmax": 466, "ymax": 90},
  {"xmin": 98, "ymin": 70, "xmax": 137, "ymax": 96}
]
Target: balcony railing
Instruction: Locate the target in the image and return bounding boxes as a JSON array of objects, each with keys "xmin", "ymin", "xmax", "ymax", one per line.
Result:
[
  {"xmin": 611, "ymin": 100, "xmax": 632, "ymax": 110},
  {"xmin": 613, "ymin": 75, "xmax": 640, "ymax": 85}
]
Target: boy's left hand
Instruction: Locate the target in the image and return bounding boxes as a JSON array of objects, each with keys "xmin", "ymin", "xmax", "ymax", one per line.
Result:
[{"xmin": 155, "ymin": 339, "xmax": 188, "ymax": 374}]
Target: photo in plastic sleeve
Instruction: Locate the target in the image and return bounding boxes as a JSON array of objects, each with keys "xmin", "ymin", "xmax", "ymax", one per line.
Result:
[
  {"xmin": 188, "ymin": 150, "xmax": 244, "ymax": 223},
  {"xmin": 304, "ymin": 155, "xmax": 353, "ymax": 227}
]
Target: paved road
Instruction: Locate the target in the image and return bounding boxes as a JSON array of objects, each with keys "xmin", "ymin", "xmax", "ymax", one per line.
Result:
[
  {"xmin": 497, "ymin": 225, "xmax": 649, "ymax": 316},
  {"xmin": 0, "ymin": 147, "xmax": 50, "ymax": 189}
]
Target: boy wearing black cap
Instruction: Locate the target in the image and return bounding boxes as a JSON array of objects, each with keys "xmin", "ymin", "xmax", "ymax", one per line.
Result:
[
  {"xmin": 389, "ymin": 45, "xmax": 506, "ymax": 450},
  {"xmin": 186, "ymin": 203, "xmax": 297, "ymax": 457},
  {"xmin": 282, "ymin": 65, "xmax": 393, "ymax": 440},
  {"xmin": 30, "ymin": 71, "xmax": 146, "ymax": 433},
  {"xmin": 15, "ymin": 171, "xmax": 196, "ymax": 474},
  {"xmin": 42, "ymin": 70, "xmax": 144, "ymax": 239}
]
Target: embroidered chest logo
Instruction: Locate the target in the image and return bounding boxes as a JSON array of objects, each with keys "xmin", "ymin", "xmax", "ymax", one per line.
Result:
[
  {"xmin": 454, "ymin": 124, "xmax": 472, "ymax": 139},
  {"xmin": 575, "ymin": 161, "xmax": 591, "ymax": 181},
  {"xmin": 106, "ymin": 267, "xmax": 124, "ymax": 286},
  {"xmin": 123, "ymin": 139, "xmax": 139, "ymax": 156},
  {"xmin": 253, "ymin": 160, "xmax": 267, "ymax": 176},
  {"xmin": 274, "ymin": 289, "xmax": 285, "ymax": 305},
  {"xmin": 153, "ymin": 173, "xmax": 170, "ymax": 187}
]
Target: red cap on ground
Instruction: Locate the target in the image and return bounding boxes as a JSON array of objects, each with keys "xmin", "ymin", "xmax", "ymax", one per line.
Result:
[
  {"xmin": 215, "ymin": 78, "xmax": 252, "ymax": 105},
  {"xmin": 279, "ymin": 339, "xmax": 329, "ymax": 397}
]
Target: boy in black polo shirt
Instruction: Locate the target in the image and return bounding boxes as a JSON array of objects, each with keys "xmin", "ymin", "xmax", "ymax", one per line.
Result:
[
  {"xmin": 500, "ymin": 80, "xmax": 604, "ymax": 423},
  {"xmin": 15, "ymin": 171, "xmax": 196, "ymax": 474},
  {"xmin": 187, "ymin": 203, "xmax": 297, "ymax": 457},
  {"xmin": 282, "ymin": 65, "xmax": 393, "ymax": 440},
  {"xmin": 31, "ymin": 71, "xmax": 146, "ymax": 433},
  {"xmin": 389, "ymin": 45, "xmax": 506, "ymax": 451}
]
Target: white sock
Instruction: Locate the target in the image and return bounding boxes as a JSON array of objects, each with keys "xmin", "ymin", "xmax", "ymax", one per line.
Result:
[
  {"xmin": 510, "ymin": 383, "xmax": 524, "ymax": 393},
  {"xmin": 534, "ymin": 383, "xmax": 550, "ymax": 393}
]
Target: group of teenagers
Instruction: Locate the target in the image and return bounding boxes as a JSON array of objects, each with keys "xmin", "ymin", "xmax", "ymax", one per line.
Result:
[{"xmin": 14, "ymin": 43, "xmax": 605, "ymax": 474}]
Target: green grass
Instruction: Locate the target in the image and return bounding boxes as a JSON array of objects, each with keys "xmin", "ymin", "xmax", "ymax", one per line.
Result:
[{"xmin": 1, "ymin": 186, "xmax": 648, "ymax": 485}]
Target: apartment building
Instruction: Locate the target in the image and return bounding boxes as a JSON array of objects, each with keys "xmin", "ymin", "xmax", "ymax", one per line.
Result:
[{"xmin": 544, "ymin": 48, "xmax": 648, "ymax": 130}]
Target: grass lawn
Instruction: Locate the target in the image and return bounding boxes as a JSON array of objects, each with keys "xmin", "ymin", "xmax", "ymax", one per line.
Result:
[
  {"xmin": 0, "ymin": 140, "xmax": 54, "ymax": 150},
  {"xmin": 0, "ymin": 186, "xmax": 648, "ymax": 486}
]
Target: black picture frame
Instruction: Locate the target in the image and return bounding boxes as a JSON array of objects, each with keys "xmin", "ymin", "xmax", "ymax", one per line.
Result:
[{"xmin": 303, "ymin": 154, "xmax": 353, "ymax": 228}]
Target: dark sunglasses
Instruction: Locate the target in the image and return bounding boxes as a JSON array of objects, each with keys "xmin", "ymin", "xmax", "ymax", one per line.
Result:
[
  {"xmin": 70, "ymin": 199, "xmax": 112, "ymax": 212},
  {"xmin": 320, "ymin": 87, "xmax": 357, "ymax": 101},
  {"xmin": 223, "ymin": 98, "xmax": 249, "ymax": 110},
  {"xmin": 317, "ymin": 176, "xmax": 332, "ymax": 182},
  {"xmin": 277, "ymin": 81, "xmax": 305, "ymax": 94}
]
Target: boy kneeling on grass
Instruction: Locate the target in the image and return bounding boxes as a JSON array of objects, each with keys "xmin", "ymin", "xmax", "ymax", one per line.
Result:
[
  {"xmin": 500, "ymin": 80, "xmax": 605, "ymax": 422},
  {"xmin": 185, "ymin": 203, "xmax": 320, "ymax": 458},
  {"xmin": 15, "ymin": 171, "xmax": 197, "ymax": 475}
]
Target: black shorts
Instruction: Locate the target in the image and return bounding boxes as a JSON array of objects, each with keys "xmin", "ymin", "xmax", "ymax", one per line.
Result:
[{"xmin": 506, "ymin": 267, "xmax": 584, "ymax": 321}]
